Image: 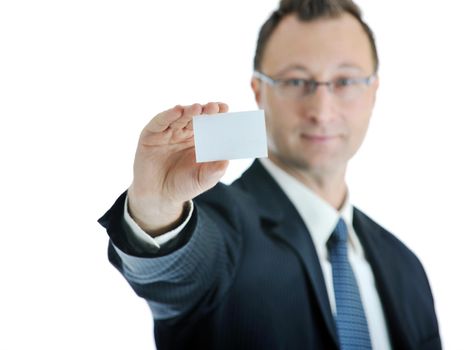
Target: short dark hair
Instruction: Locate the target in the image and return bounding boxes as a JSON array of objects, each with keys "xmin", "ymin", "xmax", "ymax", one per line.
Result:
[{"xmin": 253, "ymin": 0, "xmax": 379, "ymax": 72}]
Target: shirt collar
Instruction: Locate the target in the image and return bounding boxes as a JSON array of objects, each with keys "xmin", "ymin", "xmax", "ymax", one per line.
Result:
[{"xmin": 259, "ymin": 158, "xmax": 362, "ymax": 260}]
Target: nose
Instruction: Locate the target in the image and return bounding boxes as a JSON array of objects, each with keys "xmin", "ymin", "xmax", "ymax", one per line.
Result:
[{"xmin": 302, "ymin": 84, "xmax": 335, "ymax": 123}]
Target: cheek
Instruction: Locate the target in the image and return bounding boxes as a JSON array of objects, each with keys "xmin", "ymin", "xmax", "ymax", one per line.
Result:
[
  {"xmin": 347, "ymin": 110, "xmax": 372, "ymax": 149},
  {"xmin": 264, "ymin": 110, "xmax": 284, "ymax": 150},
  {"xmin": 270, "ymin": 113, "xmax": 300, "ymax": 137},
  {"xmin": 264, "ymin": 100, "xmax": 288, "ymax": 133},
  {"xmin": 348, "ymin": 96, "xmax": 374, "ymax": 128},
  {"xmin": 264, "ymin": 108, "xmax": 297, "ymax": 154}
]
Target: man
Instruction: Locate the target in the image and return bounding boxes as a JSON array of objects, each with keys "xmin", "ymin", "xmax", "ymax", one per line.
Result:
[{"xmin": 99, "ymin": 0, "xmax": 441, "ymax": 349}]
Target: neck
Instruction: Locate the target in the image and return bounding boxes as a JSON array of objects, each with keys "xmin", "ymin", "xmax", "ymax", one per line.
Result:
[{"xmin": 268, "ymin": 156, "xmax": 348, "ymax": 210}]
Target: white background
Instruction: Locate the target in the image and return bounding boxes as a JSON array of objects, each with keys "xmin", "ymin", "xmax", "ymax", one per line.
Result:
[{"xmin": 1, "ymin": 0, "xmax": 463, "ymax": 349}]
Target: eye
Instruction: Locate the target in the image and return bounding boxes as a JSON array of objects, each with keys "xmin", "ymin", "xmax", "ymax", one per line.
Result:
[
  {"xmin": 334, "ymin": 77, "xmax": 354, "ymax": 88},
  {"xmin": 282, "ymin": 78, "xmax": 306, "ymax": 87}
]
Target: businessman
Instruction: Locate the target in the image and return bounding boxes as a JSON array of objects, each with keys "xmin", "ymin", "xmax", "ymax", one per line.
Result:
[{"xmin": 99, "ymin": 0, "xmax": 441, "ymax": 349}]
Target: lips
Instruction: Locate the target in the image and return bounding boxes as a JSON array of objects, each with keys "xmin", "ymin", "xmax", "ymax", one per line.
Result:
[{"xmin": 300, "ymin": 133, "xmax": 337, "ymax": 143}]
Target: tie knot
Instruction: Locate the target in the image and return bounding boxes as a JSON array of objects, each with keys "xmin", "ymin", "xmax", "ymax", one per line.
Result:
[{"xmin": 329, "ymin": 218, "xmax": 349, "ymax": 246}]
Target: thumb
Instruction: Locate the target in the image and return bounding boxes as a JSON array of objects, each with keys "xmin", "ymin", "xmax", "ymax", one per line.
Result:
[{"xmin": 197, "ymin": 160, "xmax": 229, "ymax": 189}]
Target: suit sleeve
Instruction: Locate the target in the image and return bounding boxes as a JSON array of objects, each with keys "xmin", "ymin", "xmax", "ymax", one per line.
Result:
[{"xmin": 98, "ymin": 187, "xmax": 243, "ymax": 322}]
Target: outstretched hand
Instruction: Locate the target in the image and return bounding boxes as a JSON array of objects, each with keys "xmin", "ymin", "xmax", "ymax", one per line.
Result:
[{"xmin": 127, "ymin": 102, "xmax": 229, "ymax": 236}]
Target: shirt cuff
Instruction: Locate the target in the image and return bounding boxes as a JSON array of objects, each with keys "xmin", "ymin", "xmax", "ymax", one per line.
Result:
[{"xmin": 123, "ymin": 196, "xmax": 194, "ymax": 249}]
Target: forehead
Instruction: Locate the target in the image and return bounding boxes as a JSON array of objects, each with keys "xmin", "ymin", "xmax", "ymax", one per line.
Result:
[{"xmin": 261, "ymin": 13, "xmax": 374, "ymax": 75}]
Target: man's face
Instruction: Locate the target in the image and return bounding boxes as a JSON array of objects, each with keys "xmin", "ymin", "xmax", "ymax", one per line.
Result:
[{"xmin": 252, "ymin": 13, "xmax": 379, "ymax": 177}]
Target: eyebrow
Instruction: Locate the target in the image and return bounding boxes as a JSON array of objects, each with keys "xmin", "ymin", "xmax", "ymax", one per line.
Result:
[
  {"xmin": 273, "ymin": 65, "xmax": 309, "ymax": 76},
  {"xmin": 337, "ymin": 63, "xmax": 363, "ymax": 72},
  {"xmin": 273, "ymin": 63, "xmax": 364, "ymax": 77}
]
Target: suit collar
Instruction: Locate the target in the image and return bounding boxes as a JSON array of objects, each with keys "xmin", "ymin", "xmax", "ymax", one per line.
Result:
[
  {"xmin": 258, "ymin": 158, "xmax": 363, "ymax": 260},
  {"xmin": 235, "ymin": 160, "xmax": 339, "ymax": 347}
]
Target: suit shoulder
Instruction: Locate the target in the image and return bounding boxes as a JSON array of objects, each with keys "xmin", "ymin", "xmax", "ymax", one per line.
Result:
[
  {"xmin": 195, "ymin": 182, "xmax": 256, "ymax": 231},
  {"xmin": 353, "ymin": 208, "xmax": 426, "ymax": 270}
]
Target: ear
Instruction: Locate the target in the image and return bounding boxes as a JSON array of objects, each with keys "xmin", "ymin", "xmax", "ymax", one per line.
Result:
[{"xmin": 251, "ymin": 78, "xmax": 263, "ymax": 108}]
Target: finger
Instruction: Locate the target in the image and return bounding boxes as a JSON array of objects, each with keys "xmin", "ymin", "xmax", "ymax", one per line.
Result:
[
  {"xmin": 201, "ymin": 102, "xmax": 229, "ymax": 114},
  {"xmin": 171, "ymin": 103, "xmax": 202, "ymax": 129},
  {"xmin": 144, "ymin": 105, "xmax": 184, "ymax": 134},
  {"xmin": 202, "ymin": 102, "xmax": 220, "ymax": 115},
  {"xmin": 217, "ymin": 102, "xmax": 229, "ymax": 113},
  {"xmin": 184, "ymin": 119, "xmax": 193, "ymax": 131},
  {"xmin": 202, "ymin": 160, "xmax": 229, "ymax": 174},
  {"xmin": 197, "ymin": 160, "xmax": 229, "ymax": 187}
]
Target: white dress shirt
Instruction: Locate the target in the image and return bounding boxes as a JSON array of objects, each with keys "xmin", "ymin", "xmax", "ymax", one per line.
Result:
[{"xmin": 124, "ymin": 158, "xmax": 392, "ymax": 350}]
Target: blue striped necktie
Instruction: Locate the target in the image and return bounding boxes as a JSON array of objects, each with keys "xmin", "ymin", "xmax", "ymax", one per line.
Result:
[{"xmin": 327, "ymin": 218, "xmax": 372, "ymax": 350}]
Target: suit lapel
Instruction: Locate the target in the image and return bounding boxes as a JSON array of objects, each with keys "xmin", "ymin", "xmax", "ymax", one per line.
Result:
[
  {"xmin": 235, "ymin": 161, "xmax": 339, "ymax": 346},
  {"xmin": 353, "ymin": 209, "xmax": 414, "ymax": 350}
]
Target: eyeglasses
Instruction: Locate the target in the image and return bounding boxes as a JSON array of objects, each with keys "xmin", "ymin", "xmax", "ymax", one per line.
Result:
[{"xmin": 253, "ymin": 70, "xmax": 377, "ymax": 101}]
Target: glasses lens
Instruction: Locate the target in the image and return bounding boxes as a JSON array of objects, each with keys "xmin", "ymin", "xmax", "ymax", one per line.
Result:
[
  {"xmin": 332, "ymin": 78, "xmax": 367, "ymax": 100},
  {"xmin": 277, "ymin": 79, "xmax": 310, "ymax": 98}
]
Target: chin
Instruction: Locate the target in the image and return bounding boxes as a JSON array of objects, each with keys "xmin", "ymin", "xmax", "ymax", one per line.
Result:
[{"xmin": 294, "ymin": 154, "xmax": 344, "ymax": 173}]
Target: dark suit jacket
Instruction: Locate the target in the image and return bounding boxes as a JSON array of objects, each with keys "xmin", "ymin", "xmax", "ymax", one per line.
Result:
[{"xmin": 99, "ymin": 160, "xmax": 441, "ymax": 350}]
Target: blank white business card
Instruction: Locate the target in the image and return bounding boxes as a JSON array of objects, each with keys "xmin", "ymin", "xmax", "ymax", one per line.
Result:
[{"xmin": 193, "ymin": 110, "xmax": 268, "ymax": 162}]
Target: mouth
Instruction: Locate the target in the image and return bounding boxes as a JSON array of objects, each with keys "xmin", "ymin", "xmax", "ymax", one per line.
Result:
[{"xmin": 300, "ymin": 133, "xmax": 338, "ymax": 143}]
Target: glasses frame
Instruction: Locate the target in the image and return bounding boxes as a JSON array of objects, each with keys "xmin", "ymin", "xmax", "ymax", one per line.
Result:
[{"xmin": 253, "ymin": 70, "xmax": 377, "ymax": 100}]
